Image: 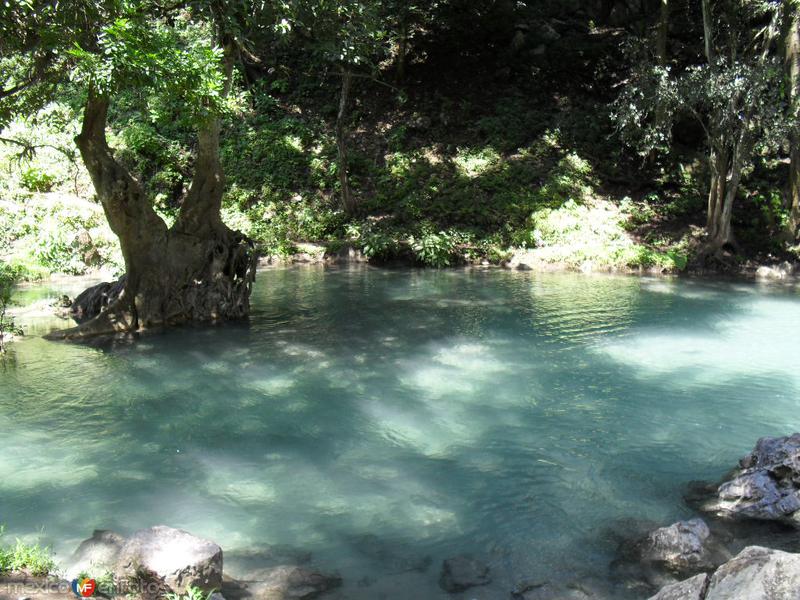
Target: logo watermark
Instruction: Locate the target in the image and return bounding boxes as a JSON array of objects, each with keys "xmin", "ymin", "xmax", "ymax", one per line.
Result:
[{"xmin": 71, "ymin": 578, "xmax": 96, "ymax": 598}]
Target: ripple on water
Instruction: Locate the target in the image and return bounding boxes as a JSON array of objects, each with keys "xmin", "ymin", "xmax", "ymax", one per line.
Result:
[{"xmin": 2, "ymin": 268, "xmax": 800, "ymax": 599}]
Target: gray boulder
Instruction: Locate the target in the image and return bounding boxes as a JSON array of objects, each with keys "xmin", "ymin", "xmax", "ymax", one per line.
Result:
[
  {"xmin": 637, "ymin": 519, "xmax": 723, "ymax": 573},
  {"xmin": 705, "ymin": 546, "xmax": 800, "ymax": 599},
  {"xmin": 239, "ymin": 565, "xmax": 342, "ymax": 600},
  {"xmin": 612, "ymin": 518, "xmax": 727, "ymax": 590},
  {"xmin": 65, "ymin": 530, "xmax": 125, "ymax": 580},
  {"xmin": 438, "ymin": 555, "xmax": 491, "ymax": 593},
  {"xmin": 647, "ymin": 573, "xmax": 708, "ymax": 600},
  {"xmin": 114, "ymin": 526, "xmax": 223, "ymax": 594},
  {"xmin": 705, "ymin": 433, "xmax": 800, "ymax": 525},
  {"xmin": 649, "ymin": 546, "xmax": 800, "ymax": 600}
]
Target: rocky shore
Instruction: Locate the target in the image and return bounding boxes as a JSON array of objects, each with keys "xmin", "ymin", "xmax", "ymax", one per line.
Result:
[
  {"xmin": 635, "ymin": 432, "xmax": 800, "ymax": 600},
  {"xmin": 4, "ymin": 434, "xmax": 800, "ymax": 600}
]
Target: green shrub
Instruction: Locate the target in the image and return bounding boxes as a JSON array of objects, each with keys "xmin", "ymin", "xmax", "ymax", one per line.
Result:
[
  {"xmin": 533, "ymin": 153, "xmax": 594, "ymax": 207},
  {"xmin": 19, "ymin": 167, "xmax": 56, "ymax": 192},
  {"xmin": 0, "ymin": 528, "xmax": 56, "ymax": 576},
  {"xmin": 0, "ymin": 263, "xmax": 23, "ymax": 353},
  {"xmin": 410, "ymin": 229, "xmax": 460, "ymax": 267},
  {"xmin": 165, "ymin": 585, "xmax": 215, "ymax": 600}
]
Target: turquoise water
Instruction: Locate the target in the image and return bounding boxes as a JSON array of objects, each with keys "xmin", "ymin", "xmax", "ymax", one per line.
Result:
[{"xmin": 2, "ymin": 267, "xmax": 800, "ymax": 598}]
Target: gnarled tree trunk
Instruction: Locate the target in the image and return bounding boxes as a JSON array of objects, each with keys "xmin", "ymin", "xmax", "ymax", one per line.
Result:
[{"xmin": 47, "ymin": 87, "xmax": 256, "ymax": 340}]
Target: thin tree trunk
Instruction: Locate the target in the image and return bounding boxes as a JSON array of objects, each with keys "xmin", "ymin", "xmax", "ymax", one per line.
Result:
[
  {"xmin": 784, "ymin": 4, "xmax": 800, "ymax": 238},
  {"xmin": 397, "ymin": 18, "xmax": 408, "ymax": 83},
  {"xmin": 336, "ymin": 67, "xmax": 356, "ymax": 216},
  {"xmin": 598, "ymin": 0, "xmax": 614, "ymax": 25},
  {"xmin": 701, "ymin": 0, "xmax": 715, "ymax": 67},
  {"xmin": 656, "ymin": 0, "xmax": 669, "ymax": 64},
  {"xmin": 706, "ymin": 140, "xmax": 728, "ymax": 235},
  {"xmin": 709, "ymin": 130, "xmax": 750, "ymax": 248}
]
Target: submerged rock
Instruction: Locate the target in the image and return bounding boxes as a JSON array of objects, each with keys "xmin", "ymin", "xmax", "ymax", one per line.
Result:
[
  {"xmin": 647, "ymin": 573, "xmax": 708, "ymax": 600},
  {"xmin": 114, "ymin": 525, "xmax": 223, "ymax": 594},
  {"xmin": 65, "ymin": 529, "xmax": 125, "ymax": 579},
  {"xmin": 438, "ymin": 555, "xmax": 491, "ymax": 593},
  {"xmin": 611, "ymin": 518, "xmax": 728, "ymax": 591},
  {"xmin": 648, "ymin": 545, "xmax": 800, "ymax": 600},
  {"xmin": 224, "ymin": 545, "xmax": 312, "ymax": 580},
  {"xmin": 704, "ymin": 433, "xmax": 800, "ymax": 525},
  {"xmin": 637, "ymin": 519, "xmax": 724, "ymax": 573},
  {"xmin": 348, "ymin": 534, "xmax": 432, "ymax": 574},
  {"xmin": 239, "ymin": 565, "xmax": 342, "ymax": 600},
  {"xmin": 511, "ymin": 579, "xmax": 604, "ymax": 600}
]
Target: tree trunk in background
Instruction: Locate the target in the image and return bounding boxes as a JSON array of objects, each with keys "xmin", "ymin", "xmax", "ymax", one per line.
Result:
[
  {"xmin": 336, "ymin": 67, "xmax": 356, "ymax": 216},
  {"xmin": 598, "ymin": 0, "xmax": 614, "ymax": 25},
  {"xmin": 785, "ymin": 4, "xmax": 800, "ymax": 239},
  {"xmin": 656, "ymin": 0, "xmax": 669, "ymax": 65},
  {"xmin": 701, "ymin": 0, "xmax": 715, "ymax": 66},
  {"xmin": 396, "ymin": 18, "xmax": 408, "ymax": 83},
  {"xmin": 706, "ymin": 145, "xmax": 727, "ymax": 234},
  {"xmin": 698, "ymin": 0, "xmax": 738, "ymax": 253},
  {"xmin": 49, "ymin": 79, "xmax": 256, "ymax": 339}
]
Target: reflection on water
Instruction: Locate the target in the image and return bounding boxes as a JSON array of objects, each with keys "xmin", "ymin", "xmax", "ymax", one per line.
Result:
[{"xmin": 2, "ymin": 267, "xmax": 800, "ymax": 599}]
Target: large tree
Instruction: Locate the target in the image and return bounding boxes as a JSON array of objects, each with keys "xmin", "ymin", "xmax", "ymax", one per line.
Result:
[{"xmin": 1, "ymin": 1, "xmax": 258, "ymax": 338}]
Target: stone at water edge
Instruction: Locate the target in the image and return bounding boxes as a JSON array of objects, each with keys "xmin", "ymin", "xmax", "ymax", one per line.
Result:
[
  {"xmin": 611, "ymin": 518, "xmax": 727, "ymax": 591},
  {"xmin": 239, "ymin": 565, "xmax": 342, "ymax": 600},
  {"xmin": 636, "ymin": 519, "xmax": 726, "ymax": 573},
  {"xmin": 703, "ymin": 433, "xmax": 800, "ymax": 525},
  {"xmin": 648, "ymin": 546, "xmax": 800, "ymax": 600},
  {"xmin": 438, "ymin": 555, "xmax": 491, "ymax": 593},
  {"xmin": 114, "ymin": 526, "xmax": 223, "ymax": 594},
  {"xmin": 64, "ymin": 530, "xmax": 125, "ymax": 580},
  {"xmin": 646, "ymin": 573, "xmax": 708, "ymax": 600},
  {"xmin": 704, "ymin": 546, "xmax": 800, "ymax": 599}
]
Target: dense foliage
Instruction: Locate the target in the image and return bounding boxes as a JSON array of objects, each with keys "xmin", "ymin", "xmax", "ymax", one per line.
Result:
[
  {"xmin": 0, "ymin": 263, "xmax": 22, "ymax": 353},
  {"xmin": 0, "ymin": 526, "xmax": 55, "ymax": 575},
  {"xmin": 1, "ymin": 0, "xmax": 798, "ymax": 281}
]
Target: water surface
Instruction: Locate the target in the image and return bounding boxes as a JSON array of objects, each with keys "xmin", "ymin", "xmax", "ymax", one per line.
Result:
[{"xmin": 2, "ymin": 267, "xmax": 799, "ymax": 598}]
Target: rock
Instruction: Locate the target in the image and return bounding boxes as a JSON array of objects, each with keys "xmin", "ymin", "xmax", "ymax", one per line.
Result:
[
  {"xmin": 704, "ymin": 546, "xmax": 800, "ymax": 599},
  {"xmin": 511, "ymin": 580, "xmax": 596, "ymax": 600},
  {"xmin": 241, "ymin": 565, "xmax": 342, "ymax": 600},
  {"xmin": 65, "ymin": 530, "xmax": 125, "ymax": 580},
  {"xmin": 71, "ymin": 277, "xmax": 126, "ymax": 324},
  {"xmin": 704, "ymin": 433, "xmax": 800, "ymax": 525},
  {"xmin": 611, "ymin": 518, "xmax": 728, "ymax": 591},
  {"xmin": 114, "ymin": 526, "xmax": 223, "ymax": 594},
  {"xmin": 637, "ymin": 519, "xmax": 721, "ymax": 573},
  {"xmin": 647, "ymin": 573, "xmax": 708, "ymax": 600},
  {"xmin": 224, "ymin": 545, "xmax": 311, "ymax": 580},
  {"xmin": 348, "ymin": 534, "xmax": 432, "ymax": 573},
  {"xmin": 438, "ymin": 555, "xmax": 491, "ymax": 593},
  {"xmin": 755, "ymin": 262, "xmax": 795, "ymax": 280},
  {"xmin": 649, "ymin": 546, "xmax": 800, "ymax": 600},
  {"xmin": 327, "ymin": 244, "xmax": 367, "ymax": 265}
]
